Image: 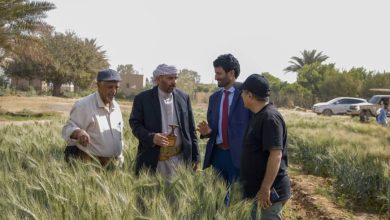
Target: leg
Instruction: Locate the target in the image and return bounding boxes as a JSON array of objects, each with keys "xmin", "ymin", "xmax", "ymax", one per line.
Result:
[
  {"xmin": 260, "ymin": 201, "xmax": 284, "ymax": 220},
  {"xmin": 248, "ymin": 202, "xmax": 258, "ymax": 220},
  {"xmin": 211, "ymin": 148, "xmax": 239, "ymax": 206},
  {"xmin": 210, "ymin": 148, "xmax": 230, "ymax": 181}
]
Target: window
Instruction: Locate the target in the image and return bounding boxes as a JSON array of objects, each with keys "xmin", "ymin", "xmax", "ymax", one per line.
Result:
[
  {"xmin": 337, "ymin": 99, "xmax": 350, "ymax": 104},
  {"xmin": 126, "ymin": 83, "xmax": 130, "ymax": 88}
]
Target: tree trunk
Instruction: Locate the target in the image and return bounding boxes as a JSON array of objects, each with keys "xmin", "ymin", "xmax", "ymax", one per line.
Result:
[
  {"xmin": 52, "ymin": 82, "xmax": 62, "ymax": 96},
  {"xmin": 74, "ymin": 85, "xmax": 80, "ymax": 93}
]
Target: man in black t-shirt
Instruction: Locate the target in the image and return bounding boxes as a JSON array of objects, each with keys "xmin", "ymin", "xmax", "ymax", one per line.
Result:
[{"xmin": 239, "ymin": 74, "xmax": 291, "ymax": 219}]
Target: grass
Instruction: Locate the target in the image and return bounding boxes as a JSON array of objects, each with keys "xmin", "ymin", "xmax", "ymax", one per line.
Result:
[
  {"xmin": 283, "ymin": 111, "xmax": 390, "ymax": 216},
  {"xmin": 0, "ymin": 112, "xmax": 259, "ymax": 219},
  {"xmin": 0, "ymin": 109, "xmax": 61, "ymax": 121},
  {"xmin": 0, "ymin": 104, "xmax": 389, "ymax": 218}
]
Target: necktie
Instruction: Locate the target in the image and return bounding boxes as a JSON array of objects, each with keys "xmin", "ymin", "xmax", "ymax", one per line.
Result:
[{"xmin": 222, "ymin": 90, "xmax": 230, "ymax": 148}]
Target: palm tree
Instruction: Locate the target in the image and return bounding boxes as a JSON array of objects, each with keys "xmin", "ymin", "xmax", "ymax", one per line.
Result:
[
  {"xmin": 284, "ymin": 49, "xmax": 329, "ymax": 72},
  {"xmin": 0, "ymin": 0, "xmax": 55, "ymax": 53}
]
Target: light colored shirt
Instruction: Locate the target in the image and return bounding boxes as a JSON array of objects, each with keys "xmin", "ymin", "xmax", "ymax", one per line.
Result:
[
  {"xmin": 157, "ymin": 88, "xmax": 183, "ymax": 179},
  {"xmin": 158, "ymin": 88, "xmax": 182, "ymax": 148},
  {"xmin": 62, "ymin": 92, "xmax": 124, "ymax": 158},
  {"xmin": 216, "ymin": 86, "xmax": 235, "ymax": 145}
]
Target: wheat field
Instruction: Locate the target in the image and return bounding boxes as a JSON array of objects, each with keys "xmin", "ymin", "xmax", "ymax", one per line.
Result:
[{"xmin": 0, "ymin": 104, "xmax": 389, "ymax": 219}]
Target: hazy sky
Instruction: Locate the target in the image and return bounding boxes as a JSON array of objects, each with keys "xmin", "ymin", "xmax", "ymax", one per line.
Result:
[{"xmin": 46, "ymin": 0, "xmax": 390, "ymax": 83}]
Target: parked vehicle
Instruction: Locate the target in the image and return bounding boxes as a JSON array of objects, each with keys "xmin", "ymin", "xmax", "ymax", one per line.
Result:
[
  {"xmin": 347, "ymin": 95, "xmax": 390, "ymax": 122},
  {"xmin": 312, "ymin": 97, "xmax": 367, "ymax": 116}
]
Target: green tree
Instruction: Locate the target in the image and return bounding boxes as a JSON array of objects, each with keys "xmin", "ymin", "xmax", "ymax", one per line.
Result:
[
  {"xmin": 361, "ymin": 72, "xmax": 390, "ymax": 98},
  {"xmin": 0, "ymin": 0, "xmax": 55, "ymax": 56},
  {"xmin": 284, "ymin": 49, "xmax": 329, "ymax": 72},
  {"xmin": 117, "ymin": 64, "xmax": 137, "ymax": 75},
  {"xmin": 3, "ymin": 36, "xmax": 49, "ymax": 82},
  {"xmin": 4, "ymin": 31, "xmax": 108, "ymax": 96},
  {"xmin": 196, "ymin": 83, "xmax": 217, "ymax": 93},
  {"xmin": 46, "ymin": 32, "xmax": 108, "ymax": 95},
  {"xmin": 262, "ymin": 72, "xmax": 288, "ymax": 106},
  {"xmin": 279, "ymin": 83, "xmax": 313, "ymax": 108},
  {"xmin": 71, "ymin": 38, "xmax": 108, "ymax": 91},
  {"xmin": 297, "ymin": 63, "xmax": 337, "ymax": 99},
  {"xmin": 318, "ymin": 73, "xmax": 361, "ymax": 101},
  {"xmin": 176, "ymin": 69, "xmax": 200, "ymax": 98}
]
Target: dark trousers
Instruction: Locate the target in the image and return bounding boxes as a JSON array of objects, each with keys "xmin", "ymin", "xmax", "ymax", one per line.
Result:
[
  {"xmin": 211, "ymin": 147, "xmax": 240, "ymax": 206},
  {"xmin": 211, "ymin": 147, "xmax": 240, "ymax": 184},
  {"xmin": 64, "ymin": 145, "xmax": 114, "ymax": 166}
]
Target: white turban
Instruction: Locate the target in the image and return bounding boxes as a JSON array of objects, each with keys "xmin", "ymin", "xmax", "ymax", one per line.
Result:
[{"xmin": 152, "ymin": 64, "xmax": 178, "ymax": 85}]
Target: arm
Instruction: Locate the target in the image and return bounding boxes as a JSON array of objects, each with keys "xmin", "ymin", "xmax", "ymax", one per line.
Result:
[
  {"xmin": 62, "ymin": 101, "xmax": 91, "ymax": 146},
  {"xmin": 257, "ymin": 115, "xmax": 284, "ymax": 209},
  {"xmin": 187, "ymin": 95, "xmax": 200, "ymax": 166},
  {"xmin": 199, "ymin": 95, "xmax": 214, "ymax": 139},
  {"xmin": 258, "ymin": 149, "xmax": 282, "ymax": 209},
  {"xmin": 129, "ymin": 94, "xmax": 155, "ymax": 148}
]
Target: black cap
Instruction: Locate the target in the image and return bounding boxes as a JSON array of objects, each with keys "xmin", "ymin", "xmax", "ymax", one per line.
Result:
[
  {"xmin": 240, "ymin": 74, "xmax": 270, "ymax": 98},
  {"xmin": 97, "ymin": 69, "xmax": 121, "ymax": 81}
]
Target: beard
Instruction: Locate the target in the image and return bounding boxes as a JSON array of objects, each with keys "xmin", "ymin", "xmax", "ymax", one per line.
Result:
[{"xmin": 217, "ymin": 78, "xmax": 229, "ymax": 88}]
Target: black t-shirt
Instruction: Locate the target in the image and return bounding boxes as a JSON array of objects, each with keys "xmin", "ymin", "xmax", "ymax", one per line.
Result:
[{"xmin": 240, "ymin": 104, "xmax": 291, "ymax": 202}]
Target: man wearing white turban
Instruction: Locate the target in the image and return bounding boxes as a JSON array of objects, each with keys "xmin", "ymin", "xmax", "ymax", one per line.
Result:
[{"xmin": 130, "ymin": 64, "xmax": 200, "ymax": 179}]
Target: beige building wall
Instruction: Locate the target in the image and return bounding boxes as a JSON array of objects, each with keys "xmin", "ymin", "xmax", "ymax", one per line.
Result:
[
  {"xmin": 10, "ymin": 77, "xmax": 47, "ymax": 91},
  {"xmin": 120, "ymin": 74, "xmax": 143, "ymax": 96}
]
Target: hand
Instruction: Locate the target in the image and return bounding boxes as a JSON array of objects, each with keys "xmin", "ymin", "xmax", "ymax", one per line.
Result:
[
  {"xmin": 256, "ymin": 187, "xmax": 272, "ymax": 209},
  {"xmin": 197, "ymin": 120, "xmax": 212, "ymax": 136},
  {"xmin": 192, "ymin": 161, "xmax": 199, "ymax": 171},
  {"xmin": 76, "ymin": 129, "xmax": 90, "ymax": 147},
  {"xmin": 153, "ymin": 133, "xmax": 169, "ymax": 147}
]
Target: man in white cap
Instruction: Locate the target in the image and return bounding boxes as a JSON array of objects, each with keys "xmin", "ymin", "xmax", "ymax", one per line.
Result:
[
  {"xmin": 62, "ymin": 69, "xmax": 124, "ymax": 167},
  {"xmin": 130, "ymin": 64, "xmax": 200, "ymax": 178}
]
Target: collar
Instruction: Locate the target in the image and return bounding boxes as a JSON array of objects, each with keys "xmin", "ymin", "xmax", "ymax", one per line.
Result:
[
  {"xmin": 255, "ymin": 103, "xmax": 271, "ymax": 115},
  {"xmin": 158, "ymin": 87, "xmax": 173, "ymax": 99},
  {"xmin": 222, "ymin": 86, "xmax": 236, "ymax": 94},
  {"xmin": 95, "ymin": 92, "xmax": 116, "ymax": 110}
]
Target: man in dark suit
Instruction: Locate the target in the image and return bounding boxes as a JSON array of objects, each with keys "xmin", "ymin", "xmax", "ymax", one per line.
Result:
[
  {"xmin": 198, "ymin": 54, "xmax": 251, "ymax": 204},
  {"xmin": 130, "ymin": 64, "xmax": 200, "ymax": 178}
]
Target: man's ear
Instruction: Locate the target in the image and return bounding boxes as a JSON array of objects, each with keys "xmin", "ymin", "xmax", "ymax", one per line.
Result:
[
  {"xmin": 228, "ymin": 70, "xmax": 235, "ymax": 78},
  {"xmin": 247, "ymin": 91, "xmax": 254, "ymax": 99}
]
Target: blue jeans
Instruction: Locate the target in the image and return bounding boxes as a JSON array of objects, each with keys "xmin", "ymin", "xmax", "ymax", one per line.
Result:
[{"xmin": 249, "ymin": 201, "xmax": 284, "ymax": 220}]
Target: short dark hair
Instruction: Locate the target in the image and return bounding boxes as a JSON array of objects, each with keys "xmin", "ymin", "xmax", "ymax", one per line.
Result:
[{"xmin": 213, "ymin": 54, "xmax": 240, "ymax": 78}]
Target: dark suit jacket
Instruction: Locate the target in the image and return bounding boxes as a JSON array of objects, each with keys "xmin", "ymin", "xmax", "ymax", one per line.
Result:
[
  {"xmin": 202, "ymin": 83, "xmax": 251, "ymax": 169},
  {"xmin": 129, "ymin": 86, "xmax": 200, "ymax": 175}
]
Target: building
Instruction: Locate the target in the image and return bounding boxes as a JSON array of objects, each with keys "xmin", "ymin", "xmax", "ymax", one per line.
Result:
[
  {"xmin": 10, "ymin": 77, "xmax": 47, "ymax": 92},
  {"xmin": 10, "ymin": 77, "xmax": 74, "ymax": 93},
  {"xmin": 120, "ymin": 73, "xmax": 144, "ymax": 96}
]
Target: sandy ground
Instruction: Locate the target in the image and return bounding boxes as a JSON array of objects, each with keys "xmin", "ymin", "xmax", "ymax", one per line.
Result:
[{"xmin": 0, "ymin": 95, "xmax": 133, "ymax": 116}]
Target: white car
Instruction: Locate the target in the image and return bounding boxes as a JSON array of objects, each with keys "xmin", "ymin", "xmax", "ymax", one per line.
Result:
[{"xmin": 312, "ymin": 97, "xmax": 367, "ymax": 116}]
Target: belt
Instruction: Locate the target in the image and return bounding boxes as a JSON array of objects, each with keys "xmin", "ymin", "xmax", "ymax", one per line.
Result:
[
  {"xmin": 159, "ymin": 145, "xmax": 182, "ymax": 161},
  {"xmin": 215, "ymin": 143, "xmax": 229, "ymax": 150}
]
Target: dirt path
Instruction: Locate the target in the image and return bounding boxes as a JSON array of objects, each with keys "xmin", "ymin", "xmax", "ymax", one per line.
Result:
[
  {"xmin": 288, "ymin": 171, "xmax": 382, "ymax": 220},
  {"xmin": 0, "ymin": 95, "xmax": 133, "ymax": 116}
]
